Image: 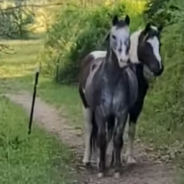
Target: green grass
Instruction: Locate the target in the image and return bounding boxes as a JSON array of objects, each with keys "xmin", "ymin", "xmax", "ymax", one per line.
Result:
[
  {"xmin": 0, "ymin": 96, "xmax": 76, "ymax": 184},
  {"xmin": 0, "ymin": 37, "xmax": 78, "ymax": 184},
  {"xmin": 0, "ymin": 38, "xmax": 45, "ymax": 94},
  {"xmin": 37, "ymin": 80, "xmax": 82, "ymax": 129},
  {"xmin": 0, "ymin": 39, "xmax": 43, "ymax": 78},
  {"xmin": 0, "ymin": 2, "xmax": 79, "ymax": 183},
  {"xmin": 0, "ymin": 37, "xmax": 83, "ymax": 129}
]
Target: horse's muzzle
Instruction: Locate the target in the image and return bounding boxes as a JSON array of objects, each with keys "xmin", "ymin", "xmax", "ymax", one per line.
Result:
[{"xmin": 154, "ymin": 65, "xmax": 164, "ymax": 76}]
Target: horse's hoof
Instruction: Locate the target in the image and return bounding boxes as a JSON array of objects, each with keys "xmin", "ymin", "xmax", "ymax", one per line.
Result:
[
  {"xmin": 82, "ymin": 160, "xmax": 90, "ymax": 166},
  {"xmin": 90, "ymin": 159, "xmax": 97, "ymax": 165},
  {"xmin": 125, "ymin": 155, "xmax": 136, "ymax": 164},
  {"xmin": 98, "ymin": 172, "xmax": 104, "ymax": 178},
  {"xmin": 114, "ymin": 172, "xmax": 120, "ymax": 179}
]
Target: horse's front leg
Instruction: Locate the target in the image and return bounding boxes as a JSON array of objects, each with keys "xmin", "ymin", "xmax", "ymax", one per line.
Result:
[
  {"xmin": 113, "ymin": 113, "xmax": 128, "ymax": 178},
  {"xmin": 95, "ymin": 109, "xmax": 107, "ymax": 177},
  {"xmin": 82, "ymin": 107, "xmax": 92, "ymax": 165}
]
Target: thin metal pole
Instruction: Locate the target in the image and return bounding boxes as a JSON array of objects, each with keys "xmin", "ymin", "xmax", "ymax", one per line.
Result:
[
  {"xmin": 56, "ymin": 58, "xmax": 59, "ymax": 82},
  {"xmin": 55, "ymin": 56, "xmax": 60, "ymax": 82},
  {"xmin": 28, "ymin": 66, "xmax": 40, "ymax": 134}
]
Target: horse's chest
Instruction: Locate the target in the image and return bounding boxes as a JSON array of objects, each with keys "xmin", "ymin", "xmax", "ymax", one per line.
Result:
[{"xmin": 100, "ymin": 78, "xmax": 127, "ymax": 116}]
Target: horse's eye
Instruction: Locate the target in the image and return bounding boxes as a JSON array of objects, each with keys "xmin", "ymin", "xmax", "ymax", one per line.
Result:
[{"xmin": 112, "ymin": 35, "xmax": 116, "ymax": 40}]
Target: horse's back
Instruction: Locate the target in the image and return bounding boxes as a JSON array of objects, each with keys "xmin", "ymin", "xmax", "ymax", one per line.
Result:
[{"xmin": 79, "ymin": 51, "xmax": 105, "ymax": 89}]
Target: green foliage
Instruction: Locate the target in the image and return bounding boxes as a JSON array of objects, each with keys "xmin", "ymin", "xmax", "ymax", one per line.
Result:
[
  {"xmin": 138, "ymin": 0, "xmax": 184, "ymax": 161},
  {"xmin": 42, "ymin": 1, "xmax": 144, "ymax": 83},
  {"xmin": 144, "ymin": 0, "xmax": 181, "ymax": 26},
  {"xmin": 0, "ymin": 0, "xmax": 35, "ymax": 39},
  {"xmin": 144, "ymin": 0, "xmax": 169, "ymax": 25}
]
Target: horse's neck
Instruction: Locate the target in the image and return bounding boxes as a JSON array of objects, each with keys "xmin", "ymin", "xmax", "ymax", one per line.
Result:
[
  {"xmin": 133, "ymin": 63, "xmax": 149, "ymax": 95},
  {"xmin": 104, "ymin": 48, "xmax": 121, "ymax": 76}
]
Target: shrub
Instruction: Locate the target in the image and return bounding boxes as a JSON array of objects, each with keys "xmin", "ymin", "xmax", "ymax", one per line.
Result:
[
  {"xmin": 139, "ymin": 0, "xmax": 184, "ymax": 160},
  {"xmin": 41, "ymin": 0, "xmax": 145, "ymax": 83}
]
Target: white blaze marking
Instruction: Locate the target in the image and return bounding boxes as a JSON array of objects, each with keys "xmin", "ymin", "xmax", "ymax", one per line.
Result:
[
  {"xmin": 147, "ymin": 36, "xmax": 162, "ymax": 68},
  {"xmin": 111, "ymin": 26, "xmax": 130, "ymax": 65}
]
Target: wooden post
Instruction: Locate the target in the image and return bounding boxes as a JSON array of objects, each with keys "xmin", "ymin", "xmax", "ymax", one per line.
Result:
[{"xmin": 28, "ymin": 66, "xmax": 40, "ymax": 135}]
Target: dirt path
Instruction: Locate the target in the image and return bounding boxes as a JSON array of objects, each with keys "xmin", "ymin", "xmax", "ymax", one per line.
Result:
[{"xmin": 5, "ymin": 91, "xmax": 176, "ymax": 184}]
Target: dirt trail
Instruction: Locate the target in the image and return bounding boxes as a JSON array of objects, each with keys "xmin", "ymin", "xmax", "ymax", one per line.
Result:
[{"xmin": 5, "ymin": 91, "xmax": 176, "ymax": 184}]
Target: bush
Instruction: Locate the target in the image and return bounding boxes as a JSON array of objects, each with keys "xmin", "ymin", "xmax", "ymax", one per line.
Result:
[
  {"xmin": 139, "ymin": 0, "xmax": 184, "ymax": 160},
  {"xmin": 41, "ymin": 0, "xmax": 145, "ymax": 83},
  {"xmin": 144, "ymin": 0, "xmax": 181, "ymax": 26}
]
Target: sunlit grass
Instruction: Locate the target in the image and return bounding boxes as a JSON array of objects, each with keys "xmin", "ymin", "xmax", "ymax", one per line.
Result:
[{"xmin": 0, "ymin": 39, "xmax": 43, "ymax": 78}]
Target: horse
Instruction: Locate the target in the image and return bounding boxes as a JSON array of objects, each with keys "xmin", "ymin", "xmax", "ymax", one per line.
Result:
[
  {"xmin": 79, "ymin": 14, "xmax": 132, "ymax": 177},
  {"xmin": 79, "ymin": 22, "xmax": 164, "ymax": 176}
]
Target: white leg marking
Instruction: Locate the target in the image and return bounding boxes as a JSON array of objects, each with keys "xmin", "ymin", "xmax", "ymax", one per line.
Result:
[
  {"xmin": 125, "ymin": 122, "xmax": 136, "ymax": 164},
  {"xmin": 91, "ymin": 146, "xmax": 98, "ymax": 164},
  {"xmin": 82, "ymin": 107, "xmax": 92, "ymax": 165}
]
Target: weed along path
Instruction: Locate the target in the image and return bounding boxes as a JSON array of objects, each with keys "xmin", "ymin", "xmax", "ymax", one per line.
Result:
[{"xmin": 6, "ymin": 91, "xmax": 176, "ymax": 184}]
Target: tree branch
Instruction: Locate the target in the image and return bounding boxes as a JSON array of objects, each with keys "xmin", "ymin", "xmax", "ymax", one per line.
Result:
[{"xmin": 1, "ymin": 2, "xmax": 64, "ymax": 12}]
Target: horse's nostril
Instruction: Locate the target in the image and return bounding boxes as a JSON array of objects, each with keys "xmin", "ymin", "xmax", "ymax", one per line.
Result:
[{"xmin": 156, "ymin": 67, "xmax": 164, "ymax": 76}]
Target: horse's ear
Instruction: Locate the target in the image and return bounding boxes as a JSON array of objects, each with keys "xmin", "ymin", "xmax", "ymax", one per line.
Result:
[
  {"xmin": 124, "ymin": 15, "xmax": 130, "ymax": 25},
  {"xmin": 158, "ymin": 25, "xmax": 163, "ymax": 33},
  {"xmin": 112, "ymin": 15, "xmax": 119, "ymax": 25},
  {"xmin": 144, "ymin": 22, "xmax": 151, "ymax": 33}
]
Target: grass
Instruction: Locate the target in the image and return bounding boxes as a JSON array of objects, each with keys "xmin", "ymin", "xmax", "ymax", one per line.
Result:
[
  {"xmin": 0, "ymin": 37, "xmax": 78, "ymax": 184},
  {"xmin": 37, "ymin": 81, "xmax": 82, "ymax": 129},
  {"xmin": 0, "ymin": 95, "xmax": 76, "ymax": 184},
  {"xmin": 0, "ymin": 37, "xmax": 83, "ymax": 129},
  {"xmin": 0, "ymin": 1, "xmax": 79, "ymax": 183}
]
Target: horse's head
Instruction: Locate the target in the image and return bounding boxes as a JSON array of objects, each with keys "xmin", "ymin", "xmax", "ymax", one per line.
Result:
[
  {"xmin": 137, "ymin": 23, "xmax": 164, "ymax": 77},
  {"xmin": 105, "ymin": 15, "xmax": 131, "ymax": 66}
]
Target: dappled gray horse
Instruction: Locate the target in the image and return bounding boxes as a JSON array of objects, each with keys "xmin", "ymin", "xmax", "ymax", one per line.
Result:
[
  {"xmin": 79, "ymin": 22, "xmax": 164, "ymax": 174},
  {"xmin": 79, "ymin": 14, "xmax": 133, "ymax": 177}
]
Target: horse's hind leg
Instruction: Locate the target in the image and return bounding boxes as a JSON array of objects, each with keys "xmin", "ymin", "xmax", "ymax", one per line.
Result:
[
  {"xmin": 113, "ymin": 113, "xmax": 128, "ymax": 178},
  {"xmin": 82, "ymin": 107, "xmax": 92, "ymax": 165}
]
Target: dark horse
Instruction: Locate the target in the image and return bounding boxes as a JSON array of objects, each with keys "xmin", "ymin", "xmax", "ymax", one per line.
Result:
[{"xmin": 79, "ymin": 18, "xmax": 164, "ymax": 177}]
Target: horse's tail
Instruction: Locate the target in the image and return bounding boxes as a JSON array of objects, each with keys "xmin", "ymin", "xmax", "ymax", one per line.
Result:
[
  {"xmin": 90, "ymin": 111, "xmax": 98, "ymax": 154},
  {"xmin": 78, "ymin": 86, "xmax": 88, "ymax": 108}
]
